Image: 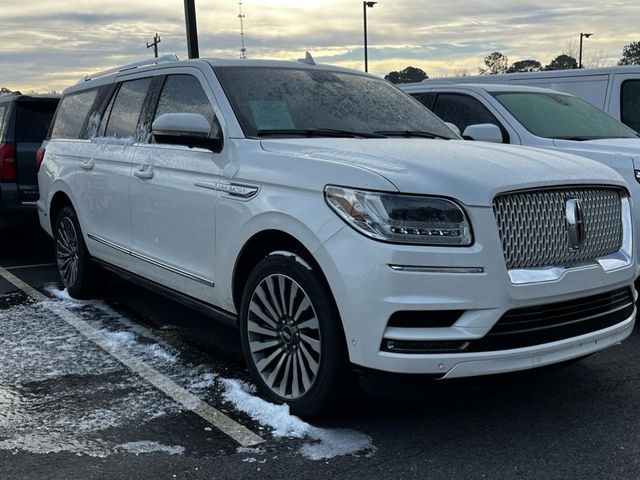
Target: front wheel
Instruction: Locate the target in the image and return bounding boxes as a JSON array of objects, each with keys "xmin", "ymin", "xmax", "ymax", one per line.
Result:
[
  {"xmin": 54, "ymin": 205, "xmax": 98, "ymax": 299},
  {"xmin": 239, "ymin": 254, "xmax": 351, "ymax": 417}
]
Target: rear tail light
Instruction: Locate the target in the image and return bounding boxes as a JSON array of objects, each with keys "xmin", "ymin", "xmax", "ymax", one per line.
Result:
[
  {"xmin": 36, "ymin": 146, "xmax": 46, "ymax": 172},
  {"xmin": 0, "ymin": 143, "xmax": 16, "ymax": 182}
]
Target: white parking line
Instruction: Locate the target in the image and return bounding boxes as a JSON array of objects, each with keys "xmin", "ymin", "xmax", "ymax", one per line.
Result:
[
  {"xmin": 0, "ymin": 266, "xmax": 264, "ymax": 447},
  {"xmin": 4, "ymin": 262, "xmax": 57, "ymax": 271}
]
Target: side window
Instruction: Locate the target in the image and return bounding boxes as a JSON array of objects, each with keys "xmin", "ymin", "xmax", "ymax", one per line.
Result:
[
  {"xmin": 51, "ymin": 90, "xmax": 98, "ymax": 139},
  {"xmin": 621, "ymin": 80, "xmax": 640, "ymax": 133},
  {"xmin": 105, "ymin": 77, "xmax": 152, "ymax": 140},
  {"xmin": 153, "ymin": 74, "xmax": 219, "ymax": 137},
  {"xmin": 0, "ymin": 105, "xmax": 6, "ymax": 141},
  {"xmin": 433, "ymin": 93, "xmax": 508, "ymax": 142},
  {"xmin": 411, "ymin": 92, "xmax": 437, "ymax": 110}
]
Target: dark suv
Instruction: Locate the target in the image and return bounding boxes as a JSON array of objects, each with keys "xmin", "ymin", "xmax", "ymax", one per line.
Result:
[{"xmin": 0, "ymin": 92, "xmax": 59, "ymax": 228}]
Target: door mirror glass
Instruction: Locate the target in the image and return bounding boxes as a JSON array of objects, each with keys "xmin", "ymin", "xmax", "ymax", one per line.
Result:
[
  {"xmin": 462, "ymin": 123, "xmax": 504, "ymax": 143},
  {"xmin": 152, "ymin": 113, "xmax": 221, "ymax": 151}
]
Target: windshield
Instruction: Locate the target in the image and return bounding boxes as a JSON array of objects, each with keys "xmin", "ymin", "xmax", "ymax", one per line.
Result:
[
  {"xmin": 492, "ymin": 91, "xmax": 639, "ymax": 140},
  {"xmin": 213, "ymin": 66, "xmax": 458, "ymax": 139}
]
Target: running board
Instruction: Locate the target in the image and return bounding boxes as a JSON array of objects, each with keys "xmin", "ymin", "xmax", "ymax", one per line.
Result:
[{"xmin": 93, "ymin": 259, "xmax": 238, "ymax": 329}]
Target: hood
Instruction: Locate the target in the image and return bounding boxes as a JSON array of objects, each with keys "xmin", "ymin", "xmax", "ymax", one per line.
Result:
[
  {"xmin": 552, "ymin": 138, "xmax": 640, "ymax": 168},
  {"xmin": 261, "ymin": 139, "xmax": 626, "ymax": 206}
]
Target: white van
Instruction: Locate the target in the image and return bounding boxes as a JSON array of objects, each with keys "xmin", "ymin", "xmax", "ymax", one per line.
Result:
[{"xmin": 430, "ymin": 66, "xmax": 640, "ymax": 133}]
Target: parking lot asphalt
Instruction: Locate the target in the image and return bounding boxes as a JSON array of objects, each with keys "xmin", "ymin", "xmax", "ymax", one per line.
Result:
[{"xmin": 1, "ymin": 227, "xmax": 640, "ymax": 480}]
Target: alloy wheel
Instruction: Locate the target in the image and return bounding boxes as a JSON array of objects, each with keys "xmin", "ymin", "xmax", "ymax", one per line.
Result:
[
  {"xmin": 247, "ymin": 274, "xmax": 321, "ymax": 399},
  {"xmin": 56, "ymin": 217, "xmax": 80, "ymax": 287}
]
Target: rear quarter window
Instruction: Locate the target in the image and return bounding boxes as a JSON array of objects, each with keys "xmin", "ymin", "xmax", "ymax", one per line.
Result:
[
  {"xmin": 621, "ymin": 80, "xmax": 640, "ymax": 133},
  {"xmin": 0, "ymin": 104, "xmax": 7, "ymax": 141},
  {"xmin": 16, "ymin": 102, "xmax": 58, "ymax": 143},
  {"xmin": 51, "ymin": 90, "xmax": 99, "ymax": 139}
]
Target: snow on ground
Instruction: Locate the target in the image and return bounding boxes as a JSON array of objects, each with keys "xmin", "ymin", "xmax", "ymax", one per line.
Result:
[
  {"xmin": 1, "ymin": 285, "xmax": 375, "ymax": 460},
  {"xmin": 119, "ymin": 441, "xmax": 185, "ymax": 456},
  {"xmin": 221, "ymin": 378, "xmax": 375, "ymax": 460}
]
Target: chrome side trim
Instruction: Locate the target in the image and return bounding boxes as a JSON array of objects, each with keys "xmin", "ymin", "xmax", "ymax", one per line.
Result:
[
  {"xmin": 87, "ymin": 234, "xmax": 214, "ymax": 287},
  {"xmin": 195, "ymin": 181, "xmax": 259, "ymax": 199},
  {"xmin": 388, "ymin": 265, "xmax": 485, "ymax": 274},
  {"xmin": 508, "ymin": 196, "xmax": 634, "ymax": 285},
  {"xmin": 88, "ymin": 233, "xmax": 131, "ymax": 255}
]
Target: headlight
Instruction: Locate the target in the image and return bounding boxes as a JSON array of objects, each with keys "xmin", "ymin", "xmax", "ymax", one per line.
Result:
[{"xmin": 324, "ymin": 186, "xmax": 473, "ymax": 245}]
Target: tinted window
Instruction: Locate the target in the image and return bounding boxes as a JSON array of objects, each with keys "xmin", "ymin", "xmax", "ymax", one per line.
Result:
[
  {"xmin": 433, "ymin": 94, "xmax": 505, "ymax": 141},
  {"xmin": 0, "ymin": 105, "xmax": 6, "ymax": 141},
  {"xmin": 155, "ymin": 75, "xmax": 216, "ymax": 124},
  {"xmin": 105, "ymin": 78, "xmax": 152, "ymax": 139},
  {"xmin": 214, "ymin": 67, "xmax": 457, "ymax": 139},
  {"xmin": 16, "ymin": 102, "xmax": 57, "ymax": 143},
  {"xmin": 412, "ymin": 92, "xmax": 437, "ymax": 110},
  {"xmin": 51, "ymin": 90, "xmax": 98, "ymax": 139},
  {"xmin": 621, "ymin": 80, "xmax": 640, "ymax": 133},
  {"xmin": 493, "ymin": 92, "xmax": 638, "ymax": 140}
]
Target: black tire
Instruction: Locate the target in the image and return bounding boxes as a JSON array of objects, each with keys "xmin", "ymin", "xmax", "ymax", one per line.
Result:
[
  {"xmin": 54, "ymin": 205, "xmax": 98, "ymax": 299},
  {"xmin": 239, "ymin": 253, "xmax": 351, "ymax": 417}
]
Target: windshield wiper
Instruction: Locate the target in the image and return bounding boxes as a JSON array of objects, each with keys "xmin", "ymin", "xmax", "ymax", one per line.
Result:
[
  {"xmin": 255, "ymin": 128, "xmax": 386, "ymax": 139},
  {"xmin": 374, "ymin": 130, "xmax": 451, "ymax": 140},
  {"xmin": 553, "ymin": 135, "xmax": 603, "ymax": 141}
]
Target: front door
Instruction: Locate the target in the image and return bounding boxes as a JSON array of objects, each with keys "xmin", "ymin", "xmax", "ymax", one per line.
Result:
[{"xmin": 130, "ymin": 73, "xmax": 225, "ymax": 301}]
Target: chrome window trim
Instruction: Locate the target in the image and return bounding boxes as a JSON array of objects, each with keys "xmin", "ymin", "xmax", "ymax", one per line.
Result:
[
  {"xmin": 87, "ymin": 233, "xmax": 215, "ymax": 287},
  {"xmin": 508, "ymin": 196, "xmax": 633, "ymax": 285}
]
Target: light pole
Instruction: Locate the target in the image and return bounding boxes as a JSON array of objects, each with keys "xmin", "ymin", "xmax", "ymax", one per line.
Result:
[
  {"xmin": 579, "ymin": 32, "xmax": 594, "ymax": 68},
  {"xmin": 363, "ymin": 1, "xmax": 377, "ymax": 73}
]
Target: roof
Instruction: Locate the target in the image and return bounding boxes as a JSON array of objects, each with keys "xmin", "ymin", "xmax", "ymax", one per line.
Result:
[
  {"xmin": 400, "ymin": 82, "xmax": 572, "ymax": 95},
  {"xmin": 420, "ymin": 65, "xmax": 640, "ymax": 84},
  {"xmin": 0, "ymin": 92, "xmax": 60, "ymax": 103}
]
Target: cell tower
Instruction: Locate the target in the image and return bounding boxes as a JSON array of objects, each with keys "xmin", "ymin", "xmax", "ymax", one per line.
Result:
[{"xmin": 238, "ymin": 2, "xmax": 247, "ymax": 59}]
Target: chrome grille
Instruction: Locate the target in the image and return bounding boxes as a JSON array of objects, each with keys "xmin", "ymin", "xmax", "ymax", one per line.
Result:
[{"xmin": 493, "ymin": 187, "xmax": 623, "ymax": 269}]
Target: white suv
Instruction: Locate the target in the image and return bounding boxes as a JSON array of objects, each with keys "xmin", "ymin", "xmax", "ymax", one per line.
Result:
[{"xmin": 38, "ymin": 56, "xmax": 637, "ymax": 416}]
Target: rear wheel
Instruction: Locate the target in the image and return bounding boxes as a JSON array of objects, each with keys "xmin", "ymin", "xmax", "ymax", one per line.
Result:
[
  {"xmin": 54, "ymin": 205, "xmax": 97, "ymax": 299},
  {"xmin": 239, "ymin": 254, "xmax": 351, "ymax": 417}
]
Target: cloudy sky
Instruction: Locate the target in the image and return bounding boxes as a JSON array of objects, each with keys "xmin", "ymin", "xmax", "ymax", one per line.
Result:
[{"xmin": 1, "ymin": 0, "xmax": 639, "ymax": 92}]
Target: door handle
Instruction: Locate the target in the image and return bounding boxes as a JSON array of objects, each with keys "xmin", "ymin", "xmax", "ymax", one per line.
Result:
[
  {"xmin": 134, "ymin": 165, "xmax": 154, "ymax": 180},
  {"xmin": 80, "ymin": 159, "xmax": 95, "ymax": 170}
]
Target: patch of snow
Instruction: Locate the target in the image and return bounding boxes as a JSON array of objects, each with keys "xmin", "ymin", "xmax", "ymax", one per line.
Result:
[
  {"xmin": 220, "ymin": 378, "xmax": 375, "ymax": 460},
  {"xmin": 119, "ymin": 441, "xmax": 185, "ymax": 456},
  {"xmin": 237, "ymin": 446, "xmax": 265, "ymax": 455}
]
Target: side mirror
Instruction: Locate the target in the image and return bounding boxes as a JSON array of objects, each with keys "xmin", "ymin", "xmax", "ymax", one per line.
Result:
[
  {"xmin": 444, "ymin": 122, "xmax": 461, "ymax": 137},
  {"xmin": 462, "ymin": 123, "xmax": 503, "ymax": 143},
  {"xmin": 152, "ymin": 113, "xmax": 222, "ymax": 151}
]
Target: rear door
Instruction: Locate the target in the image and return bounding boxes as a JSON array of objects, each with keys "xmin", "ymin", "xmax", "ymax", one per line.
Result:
[
  {"xmin": 15, "ymin": 99, "xmax": 58, "ymax": 203},
  {"xmin": 79, "ymin": 77, "xmax": 153, "ymax": 269}
]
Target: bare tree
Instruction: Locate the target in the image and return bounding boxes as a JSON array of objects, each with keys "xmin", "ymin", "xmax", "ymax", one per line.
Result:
[
  {"xmin": 584, "ymin": 50, "xmax": 614, "ymax": 68},
  {"xmin": 453, "ymin": 68, "xmax": 469, "ymax": 77},
  {"xmin": 479, "ymin": 52, "xmax": 509, "ymax": 75}
]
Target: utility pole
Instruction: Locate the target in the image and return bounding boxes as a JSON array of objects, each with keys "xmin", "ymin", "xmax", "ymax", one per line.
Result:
[
  {"xmin": 184, "ymin": 0, "xmax": 200, "ymax": 59},
  {"xmin": 238, "ymin": 2, "xmax": 247, "ymax": 59},
  {"xmin": 146, "ymin": 33, "xmax": 161, "ymax": 58},
  {"xmin": 579, "ymin": 32, "xmax": 594, "ymax": 69},
  {"xmin": 363, "ymin": 2, "xmax": 377, "ymax": 73}
]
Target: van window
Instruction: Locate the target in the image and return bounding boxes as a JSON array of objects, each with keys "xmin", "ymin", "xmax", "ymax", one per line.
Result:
[
  {"xmin": 493, "ymin": 91, "xmax": 638, "ymax": 140},
  {"xmin": 105, "ymin": 77, "xmax": 152, "ymax": 140},
  {"xmin": 155, "ymin": 75, "xmax": 216, "ymax": 125},
  {"xmin": 433, "ymin": 93, "xmax": 507, "ymax": 142},
  {"xmin": 16, "ymin": 102, "xmax": 57, "ymax": 143},
  {"xmin": 51, "ymin": 90, "xmax": 98, "ymax": 139},
  {"xmin": 621, "ymin": 80, "xmax": 640, "ymax": 133},
  {"xmin": 412, "ymin": 92, "xmax": 437, "ymax": 110},
  {"xmin": 0, "ymin": 105, "xmax": 6, "ymax": 141}
]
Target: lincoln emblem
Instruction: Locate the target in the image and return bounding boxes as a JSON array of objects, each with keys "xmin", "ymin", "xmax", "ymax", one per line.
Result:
[{"xmin": 565, "ymin": 198, "xmax": 585, "ymax": 251}]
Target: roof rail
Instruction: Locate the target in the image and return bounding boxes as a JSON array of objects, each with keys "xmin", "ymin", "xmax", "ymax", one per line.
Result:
[
  {"xmin": 79, "ymin": 54, "xmax": 181, "ymax": 83},
  {"xmin": 421, "ymin": 79, "xmax": 454, "ymax": 84}
]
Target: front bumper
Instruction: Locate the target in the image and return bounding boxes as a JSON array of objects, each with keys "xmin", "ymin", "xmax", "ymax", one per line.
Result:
[{"xmin": 315, "ymin": 204, "xmax": 637, "ymax": 377}]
